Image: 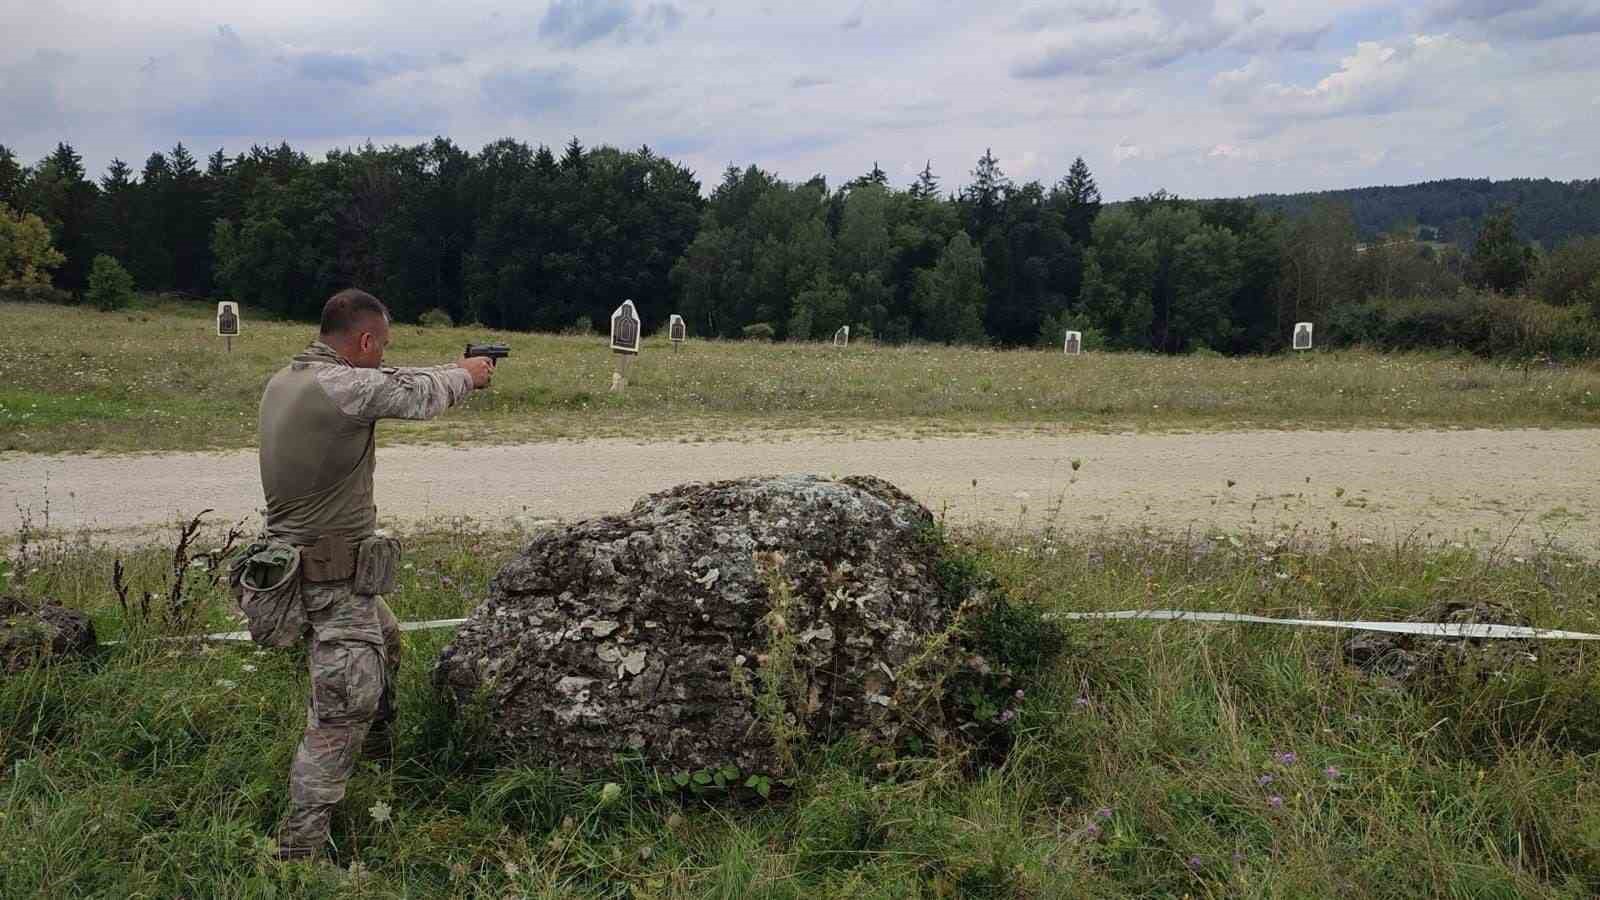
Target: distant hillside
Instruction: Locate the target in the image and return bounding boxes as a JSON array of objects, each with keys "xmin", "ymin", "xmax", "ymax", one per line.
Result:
[{"xmin": 1242, "ymin": 177, "xmax": 1600, "ymax": 248}]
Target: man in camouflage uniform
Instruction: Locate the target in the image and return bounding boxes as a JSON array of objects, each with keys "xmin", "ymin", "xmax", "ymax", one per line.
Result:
[{"xmin": 256, "ymin": 288, "xmax": 494, "ymax": 861}]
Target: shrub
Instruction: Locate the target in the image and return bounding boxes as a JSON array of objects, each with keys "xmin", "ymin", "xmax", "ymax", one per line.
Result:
[
  {"xmin": 86, "ymin": 255, "xmax": 136, "ymax": 312},
  {"xmin": 1533, "ymin": 236, "xmax": 1600, "ymax": 308},
  {"xmin": 1325, "ymin": 290, "xmax": 1600, "ymax": 360},
  {"xmin": 742, "ymin": 322, "xmax": 776, "ymax": 341},
  {"xmin": 561, "ymin": 314, "xmax": 593, "ymax": 336},
  {"xmin": 417, "ymin": 307, "xmax": 454, "ymax": 328},
  {"xmin": 1036, "ymin": 311, "xmax": 1107, "ymax": 352},
  {"xmin": 0, "ymin": 282, "xmax": 73, "ymax": 305},
  {"xmin": 0, "ymin": 204, "xmax": 65, "ymax": 292}
]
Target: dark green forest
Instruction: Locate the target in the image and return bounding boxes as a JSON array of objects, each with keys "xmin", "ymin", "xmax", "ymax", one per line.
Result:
[
  {"xmin": 3, "ymin": 138, "xmax": 1598, "ymax": 357},
  {"xmin": 1245, "ymin": 178, "xmax": 1600, "ymax": 248}
]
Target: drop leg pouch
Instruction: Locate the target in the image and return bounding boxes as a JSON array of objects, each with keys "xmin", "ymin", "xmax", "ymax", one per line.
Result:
[{"xmin": 230, "ymin": 542, "xmax": 308, "ymax": 648}]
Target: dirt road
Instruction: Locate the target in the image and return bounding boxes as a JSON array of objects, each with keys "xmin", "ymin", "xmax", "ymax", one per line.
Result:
[{"xmin": 1, "ymin": 428, "xmax": 1595, "ymax": 554}]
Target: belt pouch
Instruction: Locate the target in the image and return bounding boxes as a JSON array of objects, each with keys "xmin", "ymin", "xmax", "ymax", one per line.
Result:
[{"xmin": 353, "ymin": 534, "xmax": 402, "ymax": 595}]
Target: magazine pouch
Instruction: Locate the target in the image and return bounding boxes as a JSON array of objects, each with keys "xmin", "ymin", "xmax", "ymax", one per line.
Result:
[{"xmin": 353, "ymin": 534, "xmax": 401, "ymax": 596}]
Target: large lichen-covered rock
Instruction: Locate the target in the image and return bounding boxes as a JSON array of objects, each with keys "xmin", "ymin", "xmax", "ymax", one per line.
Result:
[
  {"xmin": 433, "ymin": 475, "xmax": 964, "ymax": 775},
  {"xmin": 1, "ymin": 597, "xmax": 97, "ymax": 675}
]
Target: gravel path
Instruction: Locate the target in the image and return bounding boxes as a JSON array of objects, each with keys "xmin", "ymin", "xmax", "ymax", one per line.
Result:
[{"xmin": 1, "ymin": 428, "xmax": 1595, "ymax": 554}]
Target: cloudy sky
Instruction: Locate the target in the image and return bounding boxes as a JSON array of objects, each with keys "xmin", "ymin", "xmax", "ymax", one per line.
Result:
[{"xmin": 4, "ymin": 0, "xmax": 1598, "ymax": 199}]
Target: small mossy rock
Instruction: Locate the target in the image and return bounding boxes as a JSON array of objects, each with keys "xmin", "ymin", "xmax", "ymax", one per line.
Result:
[
  {"xmin": 1342, "ymin": 600, "xmax": 1538, "ymax": 685},
  {"xmin": 433, "ymin": 475, "xmax": 963, "ymax": 774},
  {"xmin": 1, "ymin": 597, "xmax": 97, "ymax": 674}
]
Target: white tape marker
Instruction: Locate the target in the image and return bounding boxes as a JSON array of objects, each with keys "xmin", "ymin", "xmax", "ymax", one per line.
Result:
[
  {"xmin": 140, "ymin": 611, "xmax": 1600, "ymax": 646},
  {"xmin": 180, "ymin": 617, "xmax": 472, "ymax": 644},
  {"xmin": 1053, "ymin": 610, "xmax": 1600, "ymax": 641}
]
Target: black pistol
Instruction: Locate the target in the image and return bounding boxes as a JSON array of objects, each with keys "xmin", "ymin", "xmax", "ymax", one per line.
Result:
[{"xmin": 465, "ymin": 342, "xmax": 510, "ymax": 363}]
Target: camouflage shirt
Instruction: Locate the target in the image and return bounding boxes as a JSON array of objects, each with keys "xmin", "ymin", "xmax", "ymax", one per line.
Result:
[{"xmin": 258, "ymin": 340, "xmax": 475, "ymax": 544}]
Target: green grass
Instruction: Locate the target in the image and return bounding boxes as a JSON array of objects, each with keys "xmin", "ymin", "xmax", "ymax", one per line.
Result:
[
  {"xmin": 4, "ymin": 520, "xmax": 1599, "ymax": 897},
  {"xmin": 4, "ymin": 298, "xmax": 1600, "ymax": 453}
]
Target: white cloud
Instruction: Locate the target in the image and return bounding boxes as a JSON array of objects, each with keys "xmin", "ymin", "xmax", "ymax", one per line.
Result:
[
  {"xmin": 1210, "ymin": 58, "xmax": 1264, "ymax": 103},
  {"xmin": 1216, "ymin": 34, "xmax": 1496, "ymax": 122},
  {"xmin": 1208, "ymin": 143, "xmax": 1253, "ymax": 160},
  {"xmin": 1112, "ymin": 139, "xmax": 1145, "ymax": 163},
  {"xmin": 1011, "ymin": 1, "xmax": 1331, "ymax": 78},
  {"xmin": 1008, "ymin": 149, "xmax": 1044, "ymax": 176},
  {"xmin": 1420, "ymin": 0, "xmax": 1600, "ymax": 40}
]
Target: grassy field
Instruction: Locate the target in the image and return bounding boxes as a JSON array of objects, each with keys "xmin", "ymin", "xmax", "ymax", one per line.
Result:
[
  {"xmin": 4, "ymin": 520, "xmax": 1599, "ymax": 898},
  {"xmin": 3, "ymin": 298, "xmax": 1599, "ymax": 454}
]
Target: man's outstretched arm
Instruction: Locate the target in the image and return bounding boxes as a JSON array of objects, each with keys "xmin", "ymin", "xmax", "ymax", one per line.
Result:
[{"xmin": 317, "ymin": 358, "xmax": 493, "ymax": 423}]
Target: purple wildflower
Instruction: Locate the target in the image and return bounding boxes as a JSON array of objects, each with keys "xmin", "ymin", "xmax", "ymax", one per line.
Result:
[
  {"xmin": 1014, "ymin": 689, "xmax": 1025, "ymax": 701},
  {"xmin": 1267, "ymin": 795, "xmax": 1284, "ymax": 809},
  {"xmin": 1324, "ymin": 765, "xmax": 1342, "ymax": 781},
  {"xmin": 998, "ymin": 709, "xmax": 1016, "ymax": 724},
  {"xmin": 1074, "ymin": 695, "xmax": 1090, "ymax": 708},
  {"xmin": 1187, "ymin": 855, "xmax": 1204, "ymax": 871},
  {"xmin": 1084, "ymin": 823, "xmax": 1102, "ymax": 839},
  {"xmin": 1095, "ymin": 807, "xmax": 1114, "ymax": 821},
  {"xmin": 1274, "ymin": 751, "xmax": 1297, "ymax": 766},
  {"xmin": 1256, "ymin": 774, "xmax": 1274, "ymax": 787}
]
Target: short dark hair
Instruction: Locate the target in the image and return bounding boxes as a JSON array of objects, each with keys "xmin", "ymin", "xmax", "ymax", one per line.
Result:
[{"xmin": 319, "ymin": 289, "xmax": 390, "ymax": 336}]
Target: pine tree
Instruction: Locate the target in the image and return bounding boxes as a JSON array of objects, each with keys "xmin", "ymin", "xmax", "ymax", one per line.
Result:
[
  {"xmin": 964, "ymin": 148, "xmax": 1008, "ymax": 238},
  {"xmin": 844, "ymin": 162, "xmax": 890, "ymax": 192},
  {"xmin": 33, "ymin": 143, "xmax": 99, "ymax": 294},
  {"xmin": 561, "ymin": 137, "xmax": 587, "ymax": 180},
  {"xmin": 0, "ymin": 145, "xmax": 23, "ymax": 210},
  {"xmin": 132, "ymin": 152, "xmax": 173, "ymax": 290},
  {"xmin": 533, "ymin": 144, "xmax": 560, "ymax": 178},
  {"xmin": 206, "ymin": 148, "xmax": 230, "ymax": 179},
  {"xmin": 1058, "ymin": 156, "xmax": 1101, "ymax": 246},
  {"xmin": 204, "ymin": 148, "xmax": 240, "ymax": 259},
  {"xmin": 165, "ymin": 142, "xmax": 213, "ymax": 293},
  {"xmin": 909, "ymin": 160, "xmax": 940, "ymax": 200},
  {"xmin": 97, "ymin": 158, "xmax": 137, "ymax": 268}
]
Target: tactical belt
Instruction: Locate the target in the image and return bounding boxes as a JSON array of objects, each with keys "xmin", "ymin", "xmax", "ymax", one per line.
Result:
[
  {"xmin": 301, "ymin": 534, "xmax": 358, "ymax": 583},
  {"xmin": 299, "ymin": 533, "xmax": 402, "ymax": 595}
]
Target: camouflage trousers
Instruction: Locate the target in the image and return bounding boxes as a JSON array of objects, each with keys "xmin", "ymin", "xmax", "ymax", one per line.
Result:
[{"xmin": 276, "ymin": 581, "xmax": 401, "ymax": 859}]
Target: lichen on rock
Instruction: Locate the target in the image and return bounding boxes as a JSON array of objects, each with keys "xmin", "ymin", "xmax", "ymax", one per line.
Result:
[
  {"xmin": 433, "ymin": 475, "xmax": 970, "ymax": 775},
  {"xmin": 1, "ymin": 597, "xmax": 97, "ymax": 675}
]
